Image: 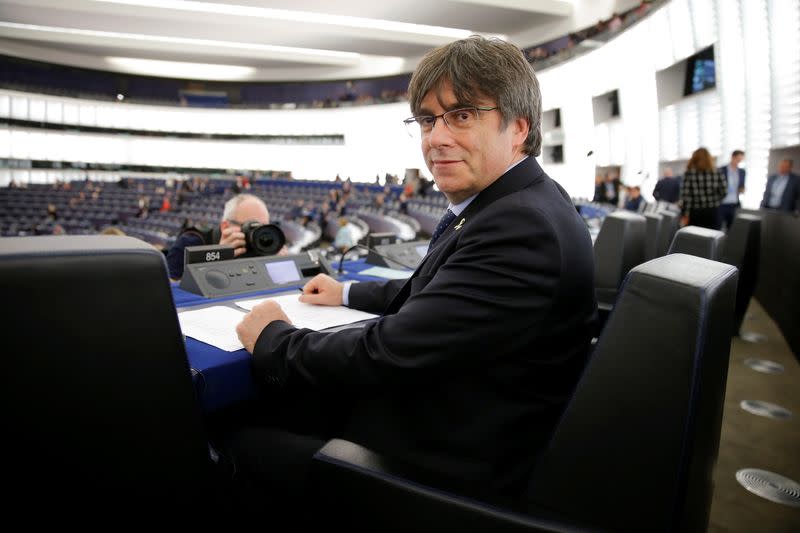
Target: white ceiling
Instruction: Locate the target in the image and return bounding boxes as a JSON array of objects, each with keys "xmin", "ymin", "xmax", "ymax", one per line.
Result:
[{"xmin": 0, "ymin": 0, "xmax": 634, "ymax": 82}]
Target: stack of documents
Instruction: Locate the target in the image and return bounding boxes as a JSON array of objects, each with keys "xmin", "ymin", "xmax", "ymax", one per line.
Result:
[{"xmin": 178, "ymin": 293, "xmax": 378, "ymax": 351}]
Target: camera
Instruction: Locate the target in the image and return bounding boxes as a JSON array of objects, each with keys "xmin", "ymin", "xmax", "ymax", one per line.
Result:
[{"xmin": 241, "ymin": 220, "xmax": 286, "ymax": 256}]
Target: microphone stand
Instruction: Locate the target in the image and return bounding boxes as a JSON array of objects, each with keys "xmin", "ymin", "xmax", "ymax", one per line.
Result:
[{"xmin": 337, "ymin": 243, "xmax": 417, "ymax": 275}]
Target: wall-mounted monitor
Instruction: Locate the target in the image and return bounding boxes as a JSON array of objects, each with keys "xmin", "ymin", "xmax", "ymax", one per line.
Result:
[{"xmin": 683, "ymin": 46, "xmax": 716, "ymax": 96}]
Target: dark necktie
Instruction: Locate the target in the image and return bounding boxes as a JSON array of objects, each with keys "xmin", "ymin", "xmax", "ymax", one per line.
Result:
[{"xmin": 429, "ymin": 208, "xmax": 456, "ymax": 246}]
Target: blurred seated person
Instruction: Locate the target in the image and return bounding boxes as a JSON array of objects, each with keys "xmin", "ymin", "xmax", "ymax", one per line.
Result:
[
  {"xmin": 333, "ymin": 217, "xmax": 355, "ymax": 253},
  {"xmin": 601, "ymin": 172, "xmax": 621, "ymax": 206},
  {"xmin": 623, "ymin": 185, "xmax": 644, "ymax": 212},
  {"xmin": 101, "ymin": 226, "xmax": 126, "ymax": 236},
  {"xmin": 653, "ymin": 167, "xmax": 681, "ymax": 204},
  {"xmin": 166, "ymin": 193, "xmax": 286, "ymax": 280},
  {"xmin": 592, "ymin": 174, "xmax": 605, "ymax": 203},
  {"xmin": 398, "ymin": 192, "xmax": 410, "ymax": 215},
  {"xmin": 761, "ymin": 159, "xmax": 800, "ymax": 214}
]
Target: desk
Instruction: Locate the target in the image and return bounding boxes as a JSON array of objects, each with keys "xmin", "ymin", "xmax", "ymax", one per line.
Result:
[{"xmin": 179, "ymin": 259, "xmax": 397, "ymax": 412}]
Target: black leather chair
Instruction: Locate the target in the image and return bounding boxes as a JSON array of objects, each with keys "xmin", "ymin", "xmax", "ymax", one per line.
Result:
[
  {"xmin": 668, "ymin": 225, "xmax": 726, "ymax": 260},
  {"xmin": 3, "ymin": 235, "xmax": 227, "ymax": 516},
  {"xmin": 720, "ymin": 213, "xmax": 761, "ymax": 336},
  {"xmin": 592, "ymin": 210, "xmax": 646, "ymax": 329},
  {"xmin": 644, "ymin": 212, "xmax": 664, "ymax": 261},
  {"xmin": 309, "ymin": 253, "xmax": 739, "ymax": 532},
  {"xmin": 656, "ymin": 209, "xmax": 680, "ymax": 257}
]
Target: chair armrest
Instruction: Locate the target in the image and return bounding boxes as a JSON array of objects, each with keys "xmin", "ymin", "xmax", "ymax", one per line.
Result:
[{"xmin": 309, "ymin": 438, "xmax": 598, "ymax": 533}]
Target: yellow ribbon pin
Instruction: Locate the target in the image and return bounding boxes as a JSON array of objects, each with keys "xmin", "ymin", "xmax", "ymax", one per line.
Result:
[{"xmin": 454, "ymin": 218, "xmax": 465, "ymax": 230}]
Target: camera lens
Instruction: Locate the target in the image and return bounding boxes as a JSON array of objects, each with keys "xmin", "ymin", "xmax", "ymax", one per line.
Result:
[{"xmin": 241, "ymin": 220, "xmax": 286, "ymax": 256}]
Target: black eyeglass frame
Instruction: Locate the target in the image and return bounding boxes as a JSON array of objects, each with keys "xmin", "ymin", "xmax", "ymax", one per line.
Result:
[{"xmin": 403, "ymin": 106, "xmax": 499, "ymax": 135}]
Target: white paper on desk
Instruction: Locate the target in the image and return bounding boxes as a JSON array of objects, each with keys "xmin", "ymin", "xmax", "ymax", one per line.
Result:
[
  {"xmin": 236, "ymin": 293, "xmax": 379, "ymax": 331},
  {"xmin": 358, "ymin": 265, "xmax": 414, "ymax": 280},
  {"xmin": 178, "ymin": 306, "xmax": 246, "ymax": 351}
]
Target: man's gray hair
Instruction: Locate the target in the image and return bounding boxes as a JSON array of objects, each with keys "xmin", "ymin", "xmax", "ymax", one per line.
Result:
[
  {"xmin": 408, "ymin": 35, "xmax": 542, "ymax": 157},
  {"xmin": 222, "ymin": 193, "xmax": 267, "ymax": 222}
]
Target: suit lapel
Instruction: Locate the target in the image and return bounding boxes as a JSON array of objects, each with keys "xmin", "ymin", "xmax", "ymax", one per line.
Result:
[{"xmin": 382, "ymin": 157, "xmax": 544, "ymax": 315}]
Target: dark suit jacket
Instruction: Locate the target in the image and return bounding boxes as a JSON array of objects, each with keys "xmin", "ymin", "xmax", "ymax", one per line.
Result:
[
  {"xmin": 718, "ymin": 165, "xmax": 746, "ymax": 205},
  {"xmin": 251, "ymin": 157, "xmax": 597, "ymax": 497},
  {"xmin": 653, "ymin": 176, "xmax": 681, "ymax": 204},
  {"xmin": 761, "ymin": 173, "xmax": 800, "ymax": 212}
]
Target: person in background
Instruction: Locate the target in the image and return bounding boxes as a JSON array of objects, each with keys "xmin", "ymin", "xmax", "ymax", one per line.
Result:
[
  {"xmin": 761, "ymin": 159, "xmax": 800, "ymax": 214},
  {"xmin": 592, "ymin": 174, "xmax": 605, "ymax": 203},
  {"xmin": 653, "ymin": 167, "xmax": 681, "ymax": 204},
  {"xmin": 624, "ymin": 185, "xmax": 643, "ymax": 212},
  {"xmin": 718, "ymin": 150, "xmax": 746, "ymax": 230},
  {"xmin": 165, "ymin": 193, "xmax": 285, "ymax": 280},
  {"xmin": 332, "ymin": 216, "xmax": 355, "ymax": 253},
  {"xmin": 679, "ymin": 147, "xmax": 727, "ymax": 229},
  {"xmin": 226, "ymin": 35, "xmax": 597, "ymax": 519},
  {"xmin": 101, "ymin": 226, "xmax": 126, "ymax": 236},
  {"xmin": 602, "ymin": 172, "xmax": 620, "ymax": 206}
]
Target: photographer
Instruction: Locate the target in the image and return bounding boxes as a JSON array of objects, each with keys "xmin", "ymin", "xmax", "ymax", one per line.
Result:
[{"xmin": 166, "ymin": 193, "xmax": 287, "ymax": 280}]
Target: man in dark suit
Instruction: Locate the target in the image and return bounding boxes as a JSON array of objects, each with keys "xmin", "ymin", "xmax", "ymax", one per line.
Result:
[
  {"xmin": 761, "ymin": 159, "xmax": 800, "ymax": 213},
  {"xmin": 653, "ymin": 166, "xmax": 681, "ymax": 204},
  {"xmin": 718, "ymin": 150, "xmax": 746, "ymax": 230},
  {"xmin": 230, "ymin": 36, "xmax": 597, "ymax": 512}
]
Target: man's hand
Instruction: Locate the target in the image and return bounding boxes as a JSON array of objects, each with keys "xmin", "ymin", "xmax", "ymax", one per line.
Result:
[
  {"xmin": 219, "ymin": 225, "xmax": 247, "ymax": 257},
  {"xmin": 298, "ymin": 274, "xmax": 344, "ymax": 306},
  {"xmin": 236, "ymin": 300, "xmax": 291, "ymax": 353}
]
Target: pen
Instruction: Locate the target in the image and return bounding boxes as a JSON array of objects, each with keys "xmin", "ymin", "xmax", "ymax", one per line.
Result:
[{"xmin": 299, "ymin": 287, "xmax": 319, "ymax": 294}]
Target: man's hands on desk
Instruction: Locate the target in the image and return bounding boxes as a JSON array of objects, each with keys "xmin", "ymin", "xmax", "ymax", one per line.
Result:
[{"xmin": 235, "ymin": 274, "xmax": 344, "ymax": 353}]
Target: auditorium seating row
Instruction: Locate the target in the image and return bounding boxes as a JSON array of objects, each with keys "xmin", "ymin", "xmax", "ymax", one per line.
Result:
[{"xmin": 0, "ymin": 176, "xmax": 438, "ymax": 247}]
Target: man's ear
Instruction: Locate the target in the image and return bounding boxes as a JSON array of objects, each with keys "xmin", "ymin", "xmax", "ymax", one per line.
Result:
[{"xmin": 511, "ymin": 117, "xmax": 529, "ymax": 148}]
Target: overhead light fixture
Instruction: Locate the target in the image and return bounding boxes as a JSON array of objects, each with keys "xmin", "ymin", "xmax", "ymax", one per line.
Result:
[
  {"xmin": 94, "ymin": 0, "xmax": 484, "ymax": 40},
  {"xmin": 0, "ymin": 21, "xmax": 361, "ymax": 66},
  {"xmin": 106, "ymin": 57, "xmax": 257, "ymax": 80}
]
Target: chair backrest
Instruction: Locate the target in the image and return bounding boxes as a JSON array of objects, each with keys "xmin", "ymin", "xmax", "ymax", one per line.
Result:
[
  {"xmin": 668, "ymin": 225, "xmax": 726, "ymax": 260},
  {"xmin": 656, "ymin": 210, "xmax": 680, "ymax": 257},
  {"xmin": 527, "ymin": 254, "xmax": 738, "ymax": 532},
  {"xmin": 593, "ymin": 211, "xmax": 646, "ymax": 306},
  {"xmin": 644, "ymin": 212, "xmax": 664, "ymax": 261},
  {"xmin": 720, "ymin": 213, "xmax": 761, "ymax": 335},
  {"xmin": 3, "ymin": 235, "xmax": 215, "ymax": 510}
]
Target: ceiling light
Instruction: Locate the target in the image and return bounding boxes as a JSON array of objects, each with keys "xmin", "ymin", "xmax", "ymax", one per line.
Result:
[
  {"xmin": 106, "ymin": 57, "xmax": 257, "ymax": 80},
  {"xmin": 94, "ymin": 0, "xmax": 483, "ymax": 39}
]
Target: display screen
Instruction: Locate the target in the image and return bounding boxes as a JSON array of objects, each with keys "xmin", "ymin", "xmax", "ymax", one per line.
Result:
[
  {"xmin": 684, "ymin": 46, "xmax": 715, "ymax": 96},
  {"xmin": 265, "ymin": 260, "xmax": 301, "ymax": 284}
]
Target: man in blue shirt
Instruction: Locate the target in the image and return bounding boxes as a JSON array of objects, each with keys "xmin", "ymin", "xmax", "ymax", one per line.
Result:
[
  {"xmin": 718, "ymin": 150, "xmax": 745, "ymax": 230},
  {"xmin": 761, "ymin": 159, "xmax": 800, "ymax": 213}
]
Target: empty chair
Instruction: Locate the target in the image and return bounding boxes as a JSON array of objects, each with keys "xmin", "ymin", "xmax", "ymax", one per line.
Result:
[
  {"xmin": 720, "ymin": 213, "xmax": 761, "ymax": 336},
  {"xmin": 592, "ymin": 210, "xmax": 646, "ymax": 325},
  {"xmin": 3, "ymin": 235, "xmax": 228, "ymax": 516},
  {"xmin": 656, "ymin": 210, "xmax": 680, "ymax": 257},
  {"xmin": 308, "ymin": 254, "xmax": 739, "ymax": 532},
  {"xmin": 668, "ymin": 225, "xmax": 726, "ymax": 260},
  {"xmin": 644, "ymin": 212, "xmax": 664, "ymax": 260}
]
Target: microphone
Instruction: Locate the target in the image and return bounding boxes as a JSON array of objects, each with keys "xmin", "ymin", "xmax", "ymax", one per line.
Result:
[{"xmin": 337, "ymin": 243, "xmax": 417, "ymax": 274}]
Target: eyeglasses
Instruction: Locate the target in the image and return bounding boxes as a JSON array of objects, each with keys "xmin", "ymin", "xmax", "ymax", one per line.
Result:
[{"xmin": 403, "ymin": 106, "xmax": 498, "ymax": 138}]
